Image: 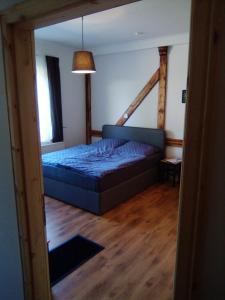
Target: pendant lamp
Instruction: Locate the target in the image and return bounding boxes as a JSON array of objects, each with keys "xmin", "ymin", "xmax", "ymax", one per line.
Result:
[{"xmin": 72, "ymin": 16, "xmax": 96, "ymax": 74}]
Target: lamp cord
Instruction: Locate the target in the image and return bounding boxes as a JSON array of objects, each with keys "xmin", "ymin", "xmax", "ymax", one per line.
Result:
[{"xmin": 82, "ymin": 16, "xmax": 84, "ymax": 50}]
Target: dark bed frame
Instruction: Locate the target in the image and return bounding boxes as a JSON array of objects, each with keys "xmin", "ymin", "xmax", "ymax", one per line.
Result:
[{"xmin": 44, "ymin": 125, "xmax": 165, "ymax": 215}]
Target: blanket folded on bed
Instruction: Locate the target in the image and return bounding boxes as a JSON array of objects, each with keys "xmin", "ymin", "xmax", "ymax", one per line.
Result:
[{"xmin": 42, "ymin": 139, "xmax": 159, "ymax": 178}]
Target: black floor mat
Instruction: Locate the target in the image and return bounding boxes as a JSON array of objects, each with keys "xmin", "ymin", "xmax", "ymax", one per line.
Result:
[{"xmin": 48, "ymin": 235, "xmax": 104, "ymax": 286}]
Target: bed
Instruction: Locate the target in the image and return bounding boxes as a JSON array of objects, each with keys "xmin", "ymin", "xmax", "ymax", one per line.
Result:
[{"xmin": 42, "ymin": 125, "xmax": 165, "ymax": 215}]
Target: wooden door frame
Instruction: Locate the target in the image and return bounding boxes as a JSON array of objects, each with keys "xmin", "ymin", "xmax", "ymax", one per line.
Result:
[
  {"xmin": 174, "ymin": 1, "xmax": 225, "ymax": 298},
  {"xmin": 1, "ymin": 0, "xmax": 224, "ymax": 299}
]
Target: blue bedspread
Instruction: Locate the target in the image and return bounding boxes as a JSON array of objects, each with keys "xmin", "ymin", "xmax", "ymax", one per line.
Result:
[{"xmin": 42, "ymin": 144, "xmax": 145, "ymax": 178}]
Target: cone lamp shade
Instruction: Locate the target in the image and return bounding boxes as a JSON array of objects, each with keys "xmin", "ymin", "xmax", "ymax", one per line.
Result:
[
  {"xmin": 72, "ymin": 50, "xmax": 96, "ymax": 74},
  {"xmin": 72, "ymin": 16, "xmax": 96, "ymax": 74}
]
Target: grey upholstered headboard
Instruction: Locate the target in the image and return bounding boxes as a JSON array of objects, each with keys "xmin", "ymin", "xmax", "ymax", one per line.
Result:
[{"xmin": 102, "ymin": 125, "xmax": 165, "ymax": 151}]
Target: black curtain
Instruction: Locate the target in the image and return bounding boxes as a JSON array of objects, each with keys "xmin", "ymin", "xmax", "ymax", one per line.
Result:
[{"xmin": 46, "ymin": 56, "xmax": 63, "ymax": 143}]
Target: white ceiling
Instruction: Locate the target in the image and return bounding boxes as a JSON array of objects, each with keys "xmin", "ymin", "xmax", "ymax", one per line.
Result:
[{"xmin": 35, "ymin": 0, "xmax": 191, "ymax": 50}]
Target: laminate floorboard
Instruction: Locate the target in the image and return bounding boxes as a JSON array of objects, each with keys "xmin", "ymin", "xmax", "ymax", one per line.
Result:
[{"xmin": 45, "ymin": 183, "xmax": 179, "ymax": 300}]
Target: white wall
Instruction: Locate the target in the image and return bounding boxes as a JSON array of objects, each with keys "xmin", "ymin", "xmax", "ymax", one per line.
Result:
[
  {"xmin": 166, "ymin": 45, "xmax": 188, "ymax": 139},
  {"xmin": 35, "ymin": 39, "xmax": 86, "ymax": 148},
  {"xmin": 92, "ymin": 44, "xmax": 188, "ymax": 158}
]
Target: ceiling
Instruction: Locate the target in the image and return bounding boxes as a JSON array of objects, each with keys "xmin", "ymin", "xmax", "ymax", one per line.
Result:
[{"xmin": 35, "ymin": 0, "xmax": 191, "ymax": 50}]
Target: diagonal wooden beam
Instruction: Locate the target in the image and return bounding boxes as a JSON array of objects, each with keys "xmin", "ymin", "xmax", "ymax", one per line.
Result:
[
  {"xmin": 157, "ymin": 46, "xmax": 168, "ymax": 129},
  {"xmin": 116, "ymin": 68, "xmax": 160, "ymax": 126}
]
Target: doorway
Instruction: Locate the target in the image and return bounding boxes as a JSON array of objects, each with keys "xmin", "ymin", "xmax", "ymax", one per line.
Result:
[
  {"xmin": 1, "ymin": 0, "xmax": 223, "ymax": 299},
  {"xmin": 33, "ymin": 1, "xmax": 189, "ymax": 297}
]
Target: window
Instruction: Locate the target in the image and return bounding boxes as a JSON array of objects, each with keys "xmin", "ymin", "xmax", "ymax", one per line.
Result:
[{"xmin": 36, "ymin": 55, "xmax": 53, "ymax": 144}]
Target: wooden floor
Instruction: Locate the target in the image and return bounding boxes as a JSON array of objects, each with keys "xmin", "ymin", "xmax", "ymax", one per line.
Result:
[{"xmin": 45, "ymin": 183, "xmax": 179, "ymax": 300}]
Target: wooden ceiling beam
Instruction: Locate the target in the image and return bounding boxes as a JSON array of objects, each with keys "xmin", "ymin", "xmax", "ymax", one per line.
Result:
[{"xmin": 1, "ymin": 0, "xmax": 140, "ymax": 28}]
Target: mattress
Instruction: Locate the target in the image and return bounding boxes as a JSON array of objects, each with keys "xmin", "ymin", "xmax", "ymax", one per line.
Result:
[{"xmin": 43, "ymin": 153, "xmax": 162, "ymax": 192}]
